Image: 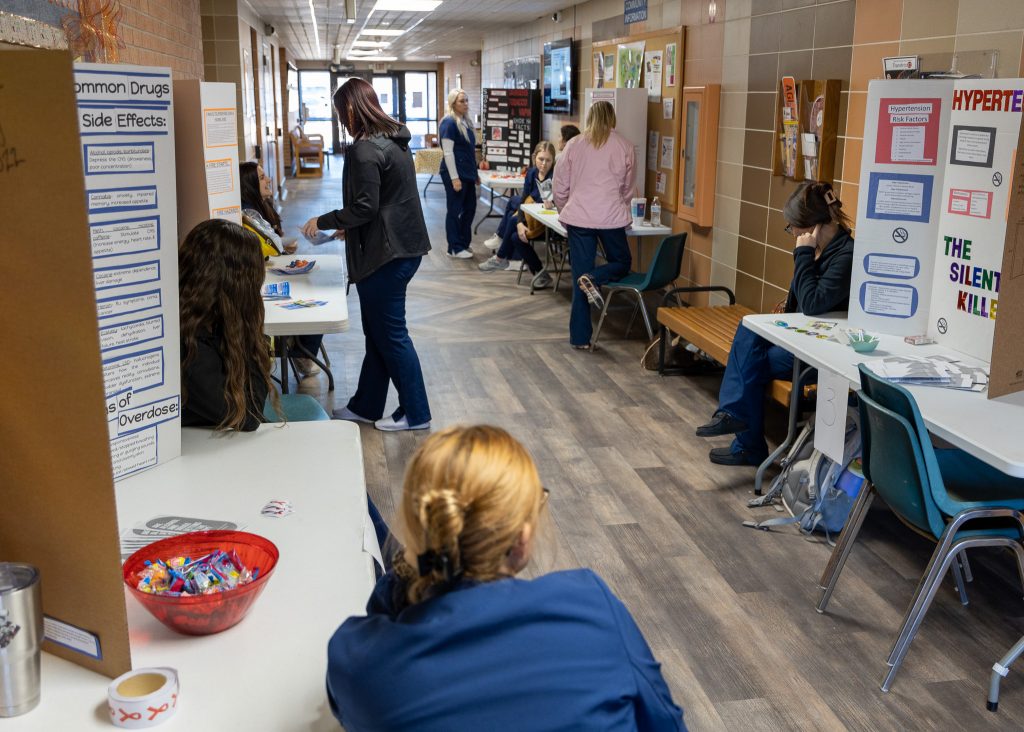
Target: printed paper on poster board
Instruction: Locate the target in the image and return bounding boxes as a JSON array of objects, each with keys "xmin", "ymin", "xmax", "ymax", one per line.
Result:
[
  {"xmin": 875, "ymin": 97, "xmax": 942, "ymax": 165},
  {"xmin": 947, "ymin": 188, "xmax": 993, "ymax": 219},
  {"xmin": 859, "ymin": 281, "xmax": 919, "ymax": 318},
  {"xmin": 866, "ymin": 171, "xmax": 933, "ymax": 223},
  {"xmin": 950, "ymin": 125, "xmax": 996, "ymax": 167}
]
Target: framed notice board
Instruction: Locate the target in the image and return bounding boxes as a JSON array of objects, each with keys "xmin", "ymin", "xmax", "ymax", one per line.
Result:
[
  {"xmin": 483, "ymin": 87, "xmax": 541, "ymax": 172},
  {"xmin": 593, "ymin": 26, "xmax": 685, "ymax": 212}
]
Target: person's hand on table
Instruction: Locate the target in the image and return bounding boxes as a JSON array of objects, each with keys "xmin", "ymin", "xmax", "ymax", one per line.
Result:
[
  {"xmin": 452, "ymin": 178, "xmax": 463, "ymax": 192},
  {"xmin": 517, "ymin": 222, "xmax": 529, "ymax": 243},
  {"xmin": 301, "ymin": 217, "xmax": 321, "ymax": 239},
  {"xmin": 795, "ymin": 224, "xmax": 820, "ymax": 251},
  {"xmin": 542, "ymin": 199, "xmax": 556, "ymax": 210}
]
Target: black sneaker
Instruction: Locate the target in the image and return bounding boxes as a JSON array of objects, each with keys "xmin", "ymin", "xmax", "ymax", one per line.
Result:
[
  {"xmin": 577, "ymin": 274, "xmax": 605, "ymax": 309},
  {"xmin": 696, "ymin": 410, "xmax": 749, "ymax": 437},
  {"xmin": 709, "ymin": 446, "xmax": 764, "ymax": 466}
]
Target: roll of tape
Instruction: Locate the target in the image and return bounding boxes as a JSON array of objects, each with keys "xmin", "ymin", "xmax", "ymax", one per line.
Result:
[{"xmin": 107, "ymin": 667, "xmax": 179, "ymax": 729}]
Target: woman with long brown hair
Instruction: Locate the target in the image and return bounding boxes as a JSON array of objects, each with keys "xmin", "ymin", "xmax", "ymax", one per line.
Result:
[
  {"xmin": 696, "ymin": 181, "xmax": 854, "ymax": 466},
  {"xmin": 179, "ymin": 218, "xmax": 280, "ymax": 431},
  {"xmin": 302, "ymin": 78, "xmax": 432, "ymax": 432},
  {"xmin": 326, "ymin": 425, "xmax": 685, "ymax": 731}
]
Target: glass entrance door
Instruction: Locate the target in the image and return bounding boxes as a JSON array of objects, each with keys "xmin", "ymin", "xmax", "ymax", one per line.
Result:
[{"xmin": 403, "ymin": 71, "xmax": 437, "ymax": 149}]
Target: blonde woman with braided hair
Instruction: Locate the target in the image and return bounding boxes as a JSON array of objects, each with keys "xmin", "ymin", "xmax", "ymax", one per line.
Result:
[{"xmin": 326, "ymin": 425, "xmax": 685, "ymax": 732}]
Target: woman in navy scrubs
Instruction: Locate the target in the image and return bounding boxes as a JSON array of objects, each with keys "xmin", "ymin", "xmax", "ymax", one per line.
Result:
[{"xmin": 438, "ymin": 88, "xmax": 479, "ymax": 258}]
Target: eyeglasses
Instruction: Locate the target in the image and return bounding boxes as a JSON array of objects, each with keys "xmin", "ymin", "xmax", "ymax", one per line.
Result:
[{"xmin": 784, "ymin": 224, "xmax": 793, "ymax": 235}]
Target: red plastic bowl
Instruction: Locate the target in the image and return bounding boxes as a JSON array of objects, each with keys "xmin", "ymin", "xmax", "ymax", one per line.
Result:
[{"xmin": 123, "ymin": 530, "xmax": 279, "ymax": 636}]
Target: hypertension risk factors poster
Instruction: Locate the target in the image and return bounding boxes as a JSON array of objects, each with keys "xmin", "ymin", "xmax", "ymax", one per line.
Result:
[{"xmin": 75, "ymin": 63, "xmax": 181, "ymax": 479}]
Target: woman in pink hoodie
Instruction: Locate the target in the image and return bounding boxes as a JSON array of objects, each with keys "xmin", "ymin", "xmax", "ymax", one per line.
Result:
[{"xmin": 552, "ymin": 101, "xmax": 636, "ymax": 349}]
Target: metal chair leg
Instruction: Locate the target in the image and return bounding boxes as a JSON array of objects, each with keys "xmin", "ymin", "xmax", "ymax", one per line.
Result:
[
  {"xmin": 817, "ymin": 484, "xmax": 876, "ymax": 613},
  {"xmin": 951, "ymin": 553, "xmax": 969, "ymax": 606},
  {"xmin": 637, "ymin": 293, "xmax": 654, "ymax": 340},
  {"xmin": 989, "ymin": 634, "xmax": 1024, "ymax": 712},
  {"xmin": 754, "ymin": 359, "xmax": 810, "ymax": 495},
  {"xmin": 590, "ymin": 289, "xmax": 617, "ymax": 350},
  {"xmin": 960, "ymin": 551, "xmax": 974, "ymax": 583}
]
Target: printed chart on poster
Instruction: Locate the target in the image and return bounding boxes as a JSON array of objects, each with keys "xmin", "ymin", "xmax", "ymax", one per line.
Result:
[
  {"xmin": 75, "ymin": 63, "xmax": 181, "ymax": 480},
  {"xmin": 483, "ymin": 88, "xmax": 540, "ymax": 172},
  {"xmin": 927, "ymin": 80, "xmax": 1024, "ymax": 360},
  {"xmin": 850, "ymin": 80, "xmax": 953, "ymax": 336}
]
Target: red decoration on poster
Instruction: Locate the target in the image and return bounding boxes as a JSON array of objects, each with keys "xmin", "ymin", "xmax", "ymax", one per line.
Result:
[
  {"xmin": 947, "ymin": 187, "xmax": 993, "ymax": 219},
  {"xmin": 875, "ymin": 97, "xmax": 942, "ymax": 166}
]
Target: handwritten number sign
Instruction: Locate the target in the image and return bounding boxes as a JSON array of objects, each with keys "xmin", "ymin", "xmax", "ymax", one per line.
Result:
[{"xmin": 814, "ymin": 368, "xmax": 850, "ymax": 463}]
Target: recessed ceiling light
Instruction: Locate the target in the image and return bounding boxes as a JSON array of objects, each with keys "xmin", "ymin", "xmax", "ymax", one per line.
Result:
[
  {"xmin": 359, "ymin": 28, "xmax": 404, "ymax": 36},
  {"xmin": 352, "ymin": 40, "xmax": 390, "ymax": 47},
  {"xmin": 435, "ymin": 54, "xmax": 452, "ymax": 59},
  {"xmin": 371, "ymin": 0, "xmax": 441, "ymax": 12},
  {"xmin": 347, "ymin": 56, "xmax": 398, "ymax": 62}
]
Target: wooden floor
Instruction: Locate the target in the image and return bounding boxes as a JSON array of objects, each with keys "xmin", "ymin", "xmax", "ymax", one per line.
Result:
[{"xmin": 278, "ymin": 160, "xmax": 1024, "ymax": 730}]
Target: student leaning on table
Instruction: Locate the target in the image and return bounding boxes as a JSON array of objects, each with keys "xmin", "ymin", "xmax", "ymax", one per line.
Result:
[
  {"xmin": 326, "ymin": 425, "xmax": 686, "ymax": 732},
  {"xmin": 696, "ymin": 181, "xmax": 855, "ymax": 466},
  {"xmin": 302, "ymin": 77, "xmax": 432, "ymax": 432},
  {"xmin": 552, "ymin": 101, "xmax": 636, "ymax": 349}
]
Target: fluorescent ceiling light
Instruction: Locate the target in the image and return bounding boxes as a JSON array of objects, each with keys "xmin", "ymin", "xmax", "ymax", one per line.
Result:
[
  {"xmin": 352, "ymin": 40, "xmax": 390, "ymax": 47},
  {"xmin": 346, "ymin": 0, "xmax": 357, "ymax": 23},
  {"xmin": 347, "ymin": 56, "xmax": 398, "ymax": 61},
  {"xmin": 360, "ymin": 28, "xmax": 405, "ymax": 36},
  {"xmin": 371, "ymin": 0, "xmax": 441, "ymax": 12},
  {"xmin": 307, "ymin": 0, "xmax": 320, "ymax": 56}
]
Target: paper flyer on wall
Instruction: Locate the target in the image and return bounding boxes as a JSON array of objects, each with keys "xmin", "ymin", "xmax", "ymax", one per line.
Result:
[
  {"xmin": 926, "ymin": 78, "xmax": 1024, "ymax": 361},
  {"xmin": 644, "ymin": 50, "xmax": 663, "ymax": 102},
  {"xmin": 75, "ymin": 62, "xmax": 181, "ymax": 479},
  {"xmin": 617, "ymin": 41, "xmax": 645, "ymax": 88},
  {"xmin": 849, "ymin": 79, "xmax": 954, "ymax": 337}
]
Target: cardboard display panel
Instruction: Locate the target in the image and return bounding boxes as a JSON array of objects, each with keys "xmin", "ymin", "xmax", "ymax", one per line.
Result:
[
  {"xmin": 174, "ymin": 80, "xmax": 242, "ymax": 236},
  {"xmin": 593, "ymin": 26, "xmax": 684, "ymax": 212},
  {"xmin": 483, "ymin": 88, "xmax": 541, "ymax": 172},
  {"xmin": 850, "ymin": 79, "xmax": 954, "ymax": 336},
  {"xmin": 0, "ymin": 49, "xmax": 131, "ymax": 679},
  {"xmin": 927, "ymin": 79, "xmax": 1024, "ymax": 362},
  {"xmin": 74, "ymin": 62, "xmax": 182, "ymax": 478}
]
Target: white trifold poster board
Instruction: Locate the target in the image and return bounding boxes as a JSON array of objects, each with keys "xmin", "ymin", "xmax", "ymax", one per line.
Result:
[
  {"xmin": 74, "ymin": 62, "xmax": 181, "ymax": 480},
  {"xmin": 849, "ymin": 80, "xmax": 953, "ymax": 335},
  {"xmin": 927, "ymin": 80, "xmax": 1024, "ymax": 359},
  {"xmin": 851, "ymin": 78, "xmax": 1024, "ymax": 364},
  {"xmin": 585, "ymin": 87, "xmax": 649, "ymax": 197},
  {"xmin": 173, "ymin": 80, "xmax": 242, "ymax": 237}
]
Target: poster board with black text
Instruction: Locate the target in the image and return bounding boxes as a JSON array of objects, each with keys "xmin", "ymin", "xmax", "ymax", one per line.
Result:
[{"xmin": 483, "ymin": 88, "xmax": 541, "ymax": 172}]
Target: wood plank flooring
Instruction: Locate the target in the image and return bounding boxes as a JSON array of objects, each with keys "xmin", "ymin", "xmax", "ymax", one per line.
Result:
[{"xmin": 277, "ymin": 162, "xmax": 1024, "ymax": 730}]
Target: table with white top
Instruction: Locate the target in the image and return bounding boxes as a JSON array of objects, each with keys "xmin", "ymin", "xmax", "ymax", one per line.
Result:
[
  {"xmin": 263, "ymin": 253, "xmax": 349, "ymax": 393},
  {"xmin": 743, "ymin": 312, "xmax": 1024, "ymax": 492},
  {"xmin": 474, "ymin": 170, "xmax": 526, "ymax": 234},
  {"xmin": 7, "ymin": 421, "xmax": 377, "ymax": 731}
]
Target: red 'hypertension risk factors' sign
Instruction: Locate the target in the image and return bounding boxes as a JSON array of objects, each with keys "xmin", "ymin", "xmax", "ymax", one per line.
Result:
[{"xmin": 875, "ymin": 97, "xmax": 942, "ymax": 165}]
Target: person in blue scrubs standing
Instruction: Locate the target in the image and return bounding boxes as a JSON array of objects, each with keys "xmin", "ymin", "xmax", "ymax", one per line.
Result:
[
  {"xmin": 439, "ymin": 88, "xmax": 479, "ymax": 258},
  {"xmin": 326, "ymin": 425, "xmax": 686, "ymax": 732}
]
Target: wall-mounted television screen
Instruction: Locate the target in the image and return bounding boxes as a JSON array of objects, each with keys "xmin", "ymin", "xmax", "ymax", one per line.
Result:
[{"xmin": 543, "ymin": 39, "xmax": 573, "ymax": 115}]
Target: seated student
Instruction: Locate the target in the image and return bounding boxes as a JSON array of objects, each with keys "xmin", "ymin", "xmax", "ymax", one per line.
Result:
[
  {"xmin": 696, "ymin": 181, "xmax": 854, "ymax": 466},
  {"xmin": 326, "ymin": 425, "xmax": 686, "ymax": 732},
  {"xmin": 179, "ymin": 219, "xmax": 326, "ymax": 430},
  {"xmin": 558, "ymin": 123, "xmax": 581, "ymax": 151},
  {"xmin": 479, "ymin": 141, "xmax": 556, "ymax": 289},
  {"xmin": 239, "ymin": 161, "xmax": 323, "ymax": 377}
]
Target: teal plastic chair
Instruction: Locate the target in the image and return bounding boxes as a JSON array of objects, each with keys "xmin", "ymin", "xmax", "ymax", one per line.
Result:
[
  {"xmin": 591, "ymin": 233, "xmax": 686, "ymax": 348},
  {"xmin": 816, "ymin": 364, "xmax": 1024, "ymax": 693},
  {"xmin": 263, "ymin": 393, "xmax": 330, "ymax": 422}
]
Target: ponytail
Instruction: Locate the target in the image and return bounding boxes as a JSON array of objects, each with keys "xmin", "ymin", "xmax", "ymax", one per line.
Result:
[{"xmin": 784, "ymin": 180, "xmax": 851, "ymax": 230}]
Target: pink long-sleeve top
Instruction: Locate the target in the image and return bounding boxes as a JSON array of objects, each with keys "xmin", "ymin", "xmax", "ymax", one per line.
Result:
[{"xmin": 552, "ymin": 129, "xmax": 636, "ymax": 229}]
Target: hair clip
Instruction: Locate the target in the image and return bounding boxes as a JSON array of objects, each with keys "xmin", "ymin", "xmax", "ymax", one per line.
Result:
[
  {"xmin": 824, "ymin": 189, "xmax": 837, "ymax": 205},
  {"xmin": 417, "ymin": 549, "xmax": 463, "ymax": 583}
]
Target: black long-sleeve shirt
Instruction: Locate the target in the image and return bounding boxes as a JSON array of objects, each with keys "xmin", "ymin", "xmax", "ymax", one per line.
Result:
[
  {"xmin": 785, "ymin": 228, "xmax": 855, "ymax": 316},
  {"xmin": 181, "ymin": 330, "xmax": 267, "ymax": 431}
]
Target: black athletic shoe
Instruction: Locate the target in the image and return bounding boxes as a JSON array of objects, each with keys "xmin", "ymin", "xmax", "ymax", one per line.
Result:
[
  {"xmin": 696, "ymin": 410, "xmax": 749, "ymax": 437},
  {"xmin": 709, "ymin": 446, "xmax": 764, "ymax": 466}
]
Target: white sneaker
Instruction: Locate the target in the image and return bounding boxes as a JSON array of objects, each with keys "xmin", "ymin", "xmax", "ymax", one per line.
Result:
[
  {"xmin": 333, "ymin": 406, "xmax": 373, "ymax": 423},
  {"xmin": 483, "ymin": 235, "xmax": 501, "ymax": 250},
  {"xmin": 448, "ymin": 249, "xmax": 473, "ymax": 259},
  {"xmin": 375, "ymin": 415, "xmax": 430, "ymax": 432},
  {"xmin": 505, "ymin": 259, "xmax": 525, "ymax": 271},
  {"xmin": 479, "ymin": 255, "xmax": 508, "ymax": 272}
]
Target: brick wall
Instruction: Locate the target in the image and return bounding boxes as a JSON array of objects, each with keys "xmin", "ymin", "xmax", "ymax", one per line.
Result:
[
  {"xmin": 117, "ymin": 0, "xmax": 204, "ymax": 79},
  {"xmin": 443, "ymin": 53, "xmax": 483, "ymax": 126}
]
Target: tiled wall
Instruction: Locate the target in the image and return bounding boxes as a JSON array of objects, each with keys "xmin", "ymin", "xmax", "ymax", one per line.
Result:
[
  {"xmin": 480, "ymin": 0, "xmax": 1024, "ymax": 309},
  {"xmin": 117, "ymin": 0, "xmax": 204, "ymax": 79},
  {"xmin": 442, "ymin": 53, "xmax": 483, "ymax": 126}
]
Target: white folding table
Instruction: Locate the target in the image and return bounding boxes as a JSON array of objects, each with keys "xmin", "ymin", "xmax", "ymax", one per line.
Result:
[
  {"xmin": 7, "ymin": 421, "xmax": 377, "ymax": 731},
  {"xmin": 263, "ymin": 254, "xmax": 350, "ymax": 393},
  {"xmin": 474, "ymin": 170, "xmax": 526, "ymax": 234}
]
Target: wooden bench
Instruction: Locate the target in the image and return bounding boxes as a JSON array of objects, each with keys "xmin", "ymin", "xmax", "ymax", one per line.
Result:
[{"xmin": 655, "ymin": 286, "xmax": 800, "ymax": 407}]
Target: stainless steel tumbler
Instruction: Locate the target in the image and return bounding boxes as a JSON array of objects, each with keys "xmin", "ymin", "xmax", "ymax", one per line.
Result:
[{"xmin": 0, "ymin": 563, "xmax": 42, "ymax": 717}]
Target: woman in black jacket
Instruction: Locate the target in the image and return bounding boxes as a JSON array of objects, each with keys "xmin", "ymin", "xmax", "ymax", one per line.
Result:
[
  {"xmin": 302, "ymin": 78, "xmax": 432, "ymax": 432},
  {"xmin": 696, "ymin": 182, "xmax": 854, "ymax": 466}
]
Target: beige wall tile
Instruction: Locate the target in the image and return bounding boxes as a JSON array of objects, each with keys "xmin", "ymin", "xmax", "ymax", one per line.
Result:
[
  {"xmin": 712, "ymin": 227, "xmax": 740, "ymax": 265},
  {"xmin": 738, "ymin": 236, "xmax": 767, "ymax": 277},
  {"xmin": 850, "ymin": 42, "xmax": 900, "ymax": 92},
  {"xmin": 898, "ymin": 36, "xmax": 955, "ymax": 57},
  {"xmin": 954, "ymin": 32, "xmax": 1024, "ymax": 79},
  {"xmin": 853, "ymin": 0, "xmax": 903, "ymax": 45},
  {"xmin": 724, "ymin": 18, "xmax": 752, "ymax": 57},
  {"xmin": 901, "ymin": 0, "xmax": 958, "ymax": 39},
  {"xmin": 840, "ymin": 137, "xmax": 863, "ymax": 186},
  {"xmin": 710, "ymin": 261, "xmax": 739, "ymax": 303},
  {"xmin": 845, "ymin": 91, "xmax": 867, "ymax": 140},
  {"xmin": 718, "ymin": 161, "xmax": 744, "ymax": 199},
  {"xmin": 719, "ymin": 127, "xmax": 747, "ymax": 165},
  {"xmin": 726, "ymin": 0, "xmax": 753, "ymax": 21},
  {"xmin": 722, "ymin": 56, "xmax": 750, "ymax": 92},
  {"xmin": 714, "ymin": 194, "xmax": 742, "ymax": 234},
  {"xmin": 957, "ymin": 0, "xmax": 1024, "ymax": 35},
  {"xmin": 721, "ymin": 91, "xmax": 748, "ymax": 129}
]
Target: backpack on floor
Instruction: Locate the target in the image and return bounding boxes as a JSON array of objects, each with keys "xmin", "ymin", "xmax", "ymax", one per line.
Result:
[{"xmin": 746, "ymin": 408, "xmax": 865, "ymax": 544}]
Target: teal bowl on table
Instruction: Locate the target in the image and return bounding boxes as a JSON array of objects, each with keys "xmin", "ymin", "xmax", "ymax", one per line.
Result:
[{"xmin": 847, "ymin": 333, "xmax": 880, "ymax": 353}]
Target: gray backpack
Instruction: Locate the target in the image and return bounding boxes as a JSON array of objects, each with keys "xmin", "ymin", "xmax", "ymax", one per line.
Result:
[{"xmin": 745, "ymin": 409, "xmax": 864, "ymax": 544}]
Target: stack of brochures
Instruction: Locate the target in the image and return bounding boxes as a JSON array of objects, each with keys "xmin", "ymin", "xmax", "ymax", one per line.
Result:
[
  {"xmin": 861, "ymin": 355, "xmax": 989, "ymax": 392},
  {"xmin": 262, "ymin": 282, "xmax": 291, "ymax": 300}
]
